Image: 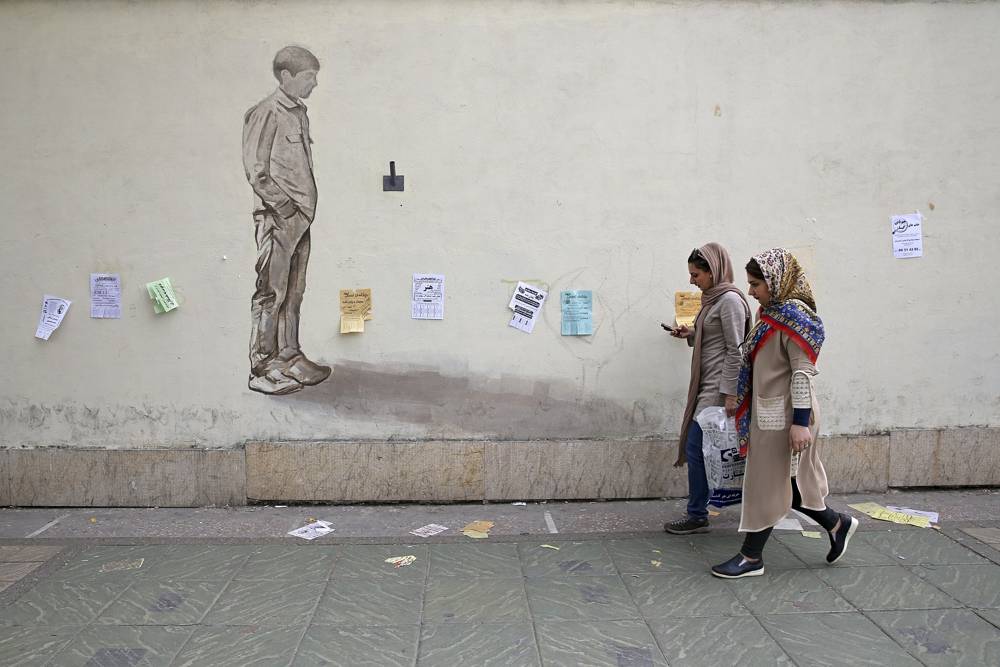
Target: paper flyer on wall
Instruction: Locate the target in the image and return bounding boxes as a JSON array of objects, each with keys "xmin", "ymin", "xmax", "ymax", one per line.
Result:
[
  {"xmin": 508, "ymin": 282, "xmax": 547, "ymax": 333},
  {"xmin": 411, "ymin": 273, "xmax": 444, "ymax": 320},
  {"xmin": 145, "ymin": 278, "xmax": 178, "ymax": 313},
  {"xmin": 890, "ymin": 212, "xmax": 924, "ymax": 258},
  {"xmin": 340, "ymin": 288, "xmax": 372, "ymax": 333},
  {"xmin": 90, "ymin": 273, "xmax": 121, "ymax": 319},
  {"xmin": 35, "ymin": 295, "xmax": 72, "ymax": 340},
  {"xmin": 674, "ymin": 291, "xmax": 701, "ymax": 328},
  {"xmin": 560, "ymin": 290, "xmax": 593, "ymax": 336}
]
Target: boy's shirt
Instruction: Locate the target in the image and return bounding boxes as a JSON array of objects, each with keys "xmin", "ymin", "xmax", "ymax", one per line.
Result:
[{"xmin": 242, "ymin": 88, "xmax": 317, "ymax": 221}]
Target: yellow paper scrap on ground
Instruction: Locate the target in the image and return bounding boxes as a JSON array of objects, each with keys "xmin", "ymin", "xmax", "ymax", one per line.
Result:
[
  {"xmin": 848, "ymin": 502, "xmax": 931, "ymax": 528},
  {"xmin": 801, "ymin": 531, "xmax": 823, "ymax": 539},
  {"xmin": 674, "ymin": 291, "xmax": 701, "ymax": 328},
  {"xmin": 461, "ymin": 520, "xmax": 494, "ymax": 539},
  {"xmin": 650, "ymin": 560, "xmax": 662, "ymax": 568},
  {"xmin": 99, "ymin": 558, "xmax": 144, "ymax": 573},
  {"xmin": 540, "ymin": 544, "xmax": 560, "ymax": 551},
  {"xmin": 339, "ymin": 288, "xmax": 372, "ymax": 334},
  {"xmin": 384, "ymin": 555, "xmax": 416, "ymax": 568},
  {"xmin": 708, "ymin": 510, "xmax": 720, "ymax": 517}
]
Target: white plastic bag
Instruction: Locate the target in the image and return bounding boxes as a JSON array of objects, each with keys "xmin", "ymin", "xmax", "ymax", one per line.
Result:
[{"xmin": 696, "ymin": 406, "xmax": 745, "ymax": 505}]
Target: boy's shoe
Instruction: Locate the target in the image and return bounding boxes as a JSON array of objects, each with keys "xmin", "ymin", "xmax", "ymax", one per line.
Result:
[
  {"xmin": 711, "ymin": 554, "xmax": 765, "ymax": 579},
  {"xmin": 664, "ymin": 516, "xmax": 710, "ymax": 535},
  {"xmin": 827, "ymin": 514, "xmax": 859, "ymax": 564}
]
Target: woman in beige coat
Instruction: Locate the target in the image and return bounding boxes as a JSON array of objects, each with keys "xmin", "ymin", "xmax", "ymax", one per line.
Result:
[{"xmin": 711, "ymin": 248, "xmax": 858, "ymax": 578}]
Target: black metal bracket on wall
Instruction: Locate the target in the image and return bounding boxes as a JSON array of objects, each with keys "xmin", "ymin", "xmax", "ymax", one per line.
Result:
[{"xmin": 383, "ymin": 161, "xmax": 404, "ymax": 191}]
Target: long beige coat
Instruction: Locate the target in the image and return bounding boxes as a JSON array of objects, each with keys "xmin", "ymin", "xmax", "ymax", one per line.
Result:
[{"xmin": 739, "ymin": 329, "xmax": 829, "ymax": 532}]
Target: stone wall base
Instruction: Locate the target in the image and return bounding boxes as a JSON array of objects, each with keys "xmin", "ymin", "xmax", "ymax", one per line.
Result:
[{"xmin": 1, "ymin": 427, "xmax": 996, "ymax": 506}]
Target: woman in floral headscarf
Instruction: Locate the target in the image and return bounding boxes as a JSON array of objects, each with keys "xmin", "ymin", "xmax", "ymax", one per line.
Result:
[{"xmin": 710, "ymin": 248, "xmax": 858, "ymax": 579}]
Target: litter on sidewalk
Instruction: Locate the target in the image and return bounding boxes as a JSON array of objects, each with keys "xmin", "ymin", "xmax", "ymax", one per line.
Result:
[
  {"xmin": 801, "ymin": 531, "xmax": 823, "ymax": 539},
  {"xmin": 540, "ymin": 544, "xmax": 560, "ymax": 551},
  {"xmin": 409, "ymin": 524, "xmax": 448, "ymax": 538},
  {"xmin": 99, "ymin": 558, "xmax": 144, "ymax": 573},
  {"xmin": 385, "ymin": 555, "xmax": 416, "ymax": 568},
  {"xmin": 462, "ymin": 520, "xmax": 494, "ymax": 539},
  {"xmin": 849, "ymin": 502, "xmax": 931, "ymax": 528},
  {"xmin": 288, "ymin": 520, "xmax": 334, "ymax": 540},
  {"xmin": 886, "ymin": 506, "xmax": 939, "ymax": 524}
]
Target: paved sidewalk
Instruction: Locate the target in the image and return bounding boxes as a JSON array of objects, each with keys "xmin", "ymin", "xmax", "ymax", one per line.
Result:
[{"xmin": 0, "ymin": 491, "xmax": 998, "ymax": 666}]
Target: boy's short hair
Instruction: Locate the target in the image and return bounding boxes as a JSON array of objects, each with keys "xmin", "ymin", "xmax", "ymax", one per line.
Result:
[{"xmin": 272, "ymin": 46, "xmax": 320, "ymax": 80}]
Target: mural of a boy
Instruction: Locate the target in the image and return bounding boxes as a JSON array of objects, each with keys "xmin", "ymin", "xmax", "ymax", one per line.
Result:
[{"xmin": 242, "ymin": 45, "xmax": 331, "ymax": 395}]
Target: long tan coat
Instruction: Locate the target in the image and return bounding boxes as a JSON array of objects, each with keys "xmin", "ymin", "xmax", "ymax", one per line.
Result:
[{"xmin": 739, "ymin": 329, "xmax": 829, "ymax": 532}]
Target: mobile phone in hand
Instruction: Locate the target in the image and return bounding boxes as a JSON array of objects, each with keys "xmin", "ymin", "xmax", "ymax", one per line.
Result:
[{"xmin": 660, "ymin": 322, "xmax": 674, "ymax": 332}]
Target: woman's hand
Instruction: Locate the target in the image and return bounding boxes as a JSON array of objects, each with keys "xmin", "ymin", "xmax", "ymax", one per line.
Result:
[
  {"xmin": 724, "ymin": 394, "xmax": 737, "ymax": 417},
  {"xmin": 789, "ymin": 425, "xmax": 813, "ymax": 453},
  {"xmin": 671, "ymin": 324, "xmax": 693, "ymax": 339}
]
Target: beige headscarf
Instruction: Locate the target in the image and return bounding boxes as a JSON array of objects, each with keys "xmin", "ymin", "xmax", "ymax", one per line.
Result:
[{"xmin": 674, "ymin": 242, "xmax": 751, "ymax": 466}]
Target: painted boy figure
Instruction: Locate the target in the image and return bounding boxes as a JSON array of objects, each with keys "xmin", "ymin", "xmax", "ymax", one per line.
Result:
[{"xmin": 243, "ymin": 45, "xmax": 331, "ymax": 395}]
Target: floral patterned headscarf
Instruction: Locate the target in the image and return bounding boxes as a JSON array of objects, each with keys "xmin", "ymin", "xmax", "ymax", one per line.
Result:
[{"xmin": 753, "ymin": 248, "xmax": 816, "ymax": 312}]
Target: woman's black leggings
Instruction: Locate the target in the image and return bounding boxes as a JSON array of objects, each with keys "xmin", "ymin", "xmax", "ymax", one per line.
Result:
[{"xmin": 740, "ymin": 477, "xmax": 839, "ymax": 560}]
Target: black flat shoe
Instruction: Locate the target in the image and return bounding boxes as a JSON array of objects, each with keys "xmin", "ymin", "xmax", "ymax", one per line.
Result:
[
  {"xmin": 827, "ymin": 514, "xmax": 859, "ymax": 564},
  {"xmin": 711, "ymin": 554, "xmax": 764, "ymax": 579}
]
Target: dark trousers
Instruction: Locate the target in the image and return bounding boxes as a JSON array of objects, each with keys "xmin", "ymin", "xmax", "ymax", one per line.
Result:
[
  {"xmin": 684, "ymin": 421, "xmax": 710, "ymax": 521},
  {"xmin": 249, "ymin": 210, "xmax": 312, "ymax": 375},
  {"xmin": 741, "ymin": 477, "xmax": 839, "ymax": 559}
]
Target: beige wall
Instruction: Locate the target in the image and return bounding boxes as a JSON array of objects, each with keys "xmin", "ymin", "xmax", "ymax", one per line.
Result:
[{"xmin": 2, "ymin": 0, "xmax": 998, "ymax": 449}]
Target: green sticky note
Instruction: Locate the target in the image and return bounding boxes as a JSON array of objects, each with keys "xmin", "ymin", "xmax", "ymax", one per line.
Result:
[{"xmin": 145, "ymin": 278, "xmax": 178, "ymax": 314}]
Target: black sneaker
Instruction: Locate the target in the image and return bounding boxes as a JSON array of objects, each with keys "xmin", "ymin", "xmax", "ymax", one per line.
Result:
[
  {"xmin": 663, "ymin": 516, "xmax": 710, "ymax": 535},
  {"xmin": 711, "ymin": 554, "xmax": 764, "ymax": 579},
  {"xmin": 826, "ymin": 514, "xmax": 859, "ymax": 564}
]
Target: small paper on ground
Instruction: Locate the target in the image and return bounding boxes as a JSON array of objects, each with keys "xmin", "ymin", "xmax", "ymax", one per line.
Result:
[
  {"xmin": 462, "ymin": 520, "xmax": 494, "ymax": 539},
  {"xmin": 708, "ymin": 509, "xmax": 720, "ymax": 517},
  {"xmin": 540, "ymin": 544, "xmax": 560, "ymax": 551},
  {"xmin": 100, "ymin": 558, "xmax": 144, "ymax": 573},
  {"xmin": 886, "ymin": 506, "xmax": 939, "ymax": 523},
  {"xmin": 409, "ymin": 523, "xmax": 448, "ymax": 538},
  {"xmin": 288, "ymin": 520, "xmax": 334, "ymax": 540},
  {"xmin": 801, "ymin": 531, "xmax": 823, "ymax": 539},
  {"xmin": 849, "ymin": 502, "xmax": 931, "ymax": 528},
  {"xmin": 385, "ymin": 555, "xmax": 416, "ymax": 568},
  {"xmin": 650, "ymin": 560, "xmax": 662, "ymax": 568}
]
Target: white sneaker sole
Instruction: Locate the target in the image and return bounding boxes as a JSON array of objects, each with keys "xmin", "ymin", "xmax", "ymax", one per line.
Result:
[
  {"xmin": 828, "ymin": 516, "xmax": 859, "ymax": 564},
  {"xmin": 711, "ymin": 566, "xmax": 765, "ymax": 579}
]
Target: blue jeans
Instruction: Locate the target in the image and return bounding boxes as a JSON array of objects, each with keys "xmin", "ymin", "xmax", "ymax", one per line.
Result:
[{"xmin": 684, "ymin": 420, "xmax": 709, "ymax": 520}]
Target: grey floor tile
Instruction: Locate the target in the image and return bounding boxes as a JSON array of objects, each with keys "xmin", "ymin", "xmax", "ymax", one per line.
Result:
[
  {"xmin": 816, "ymin": 565, "xmax": 961, "ymax": 610},
  {"xmin": 94, "ymin": 579, "xmax": 228, "ymax": 625},
  {"xmin": 0, "ymin": 626, "xmax": 79, "ymax": 666},
  {"xmin": 422, "ymin": 576, "xmax": 528, "ymax": 623},
  {"xmin": 48, "ymin": 547, "xmax": 148, "ymax": 582},
  {"xmin": 868, "ymin": 609, "xmax": 1000, "ymax": 666},
  {"xmin": 312, "ymin": 577, "xmax": 423, "ymax": 625},
  {"xmin": 535, "ymin": 620, "xmax": 668, "ymax": 667},
  {"xmin": 914, "ymin": 563, "xmax": 1000, "ymax": 607},
  {"xmin": 961, "ymin": 527, "xmax": 1000, "ymax": 545},
  {"xmin": 428, "ymin": 543, "xmax": 521, "ymax": 578},
  {"xmin": 419, "ymin": 623, "xmax": 538, "ymax": 666},
  {"xmin": 0, "ymin": 562, "xmax": 42, "ymax": 581},
  {"xmin": 760, "ymin": 612, "xmax": 923, "ymax": 666},
  {"xmin": 202, "ymin": 578, "xmax": 323, "ymax": 626},
  {"xmin": 865, "ymin": 531, "xmax": 988, "ymax": 565},
  {"xmin": 625, "ymin": 570, "xmax": 748, "ymax": 618},
  {"xmin": 775, "ymin": 532, "xmax": 896, "ymax": 567},
  {"xmin": 1, "ymin": 579, "xmax": 130, "ymax": 626},
  {"xmin": 692, "ymin": 535, "xmax": 807, "ymax": 571},
  {"xmin": 520, "ymin": 541, "xmax": 615, "ymax": 577},
  {"xmin": 728, "ymin": 569, "xmax": 853, "ymax": 614},
  {"xmin": 527, "ymin": 576, "xmax": 641, "ymax": 621},
  {"xmin": 136, "ymin": 545, "xmax": 253, "ymax": 580},
  {"xmin": 606, "ymin": 536, "xmax": 706, "ymax": 574},
  {"xmin": 294, "ymin": 625, "xmax": 418, "ymax": 666},
  {"xmin": 47, "ymin": 625, "xmax": 192, "ymax": 666},
  {"xmin": 0, "ymin": 546, "xmax": 63, "ymax": 562},
  {"xmin": 332, "ymin": 544, "xmax": 429, "ymax": 580},
  {"xmin": 171, "ymin": 626, "xmax": 301, "ymax": 667},
  {"xmin": 977, "ymin": 608, "xmax": 1000, "ymax": 629},
  {"xmin": 235, "ymin": 546, "xmax": 337, "ymax": 582},
  {"xmin": 648, "ymin": 616, "xmax": 793, "ymax": 666}
]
